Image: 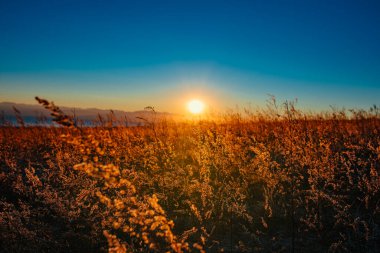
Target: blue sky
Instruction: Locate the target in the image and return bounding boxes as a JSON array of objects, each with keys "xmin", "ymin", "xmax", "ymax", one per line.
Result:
[{"xmin": 0, "ymin": 0, "xmax": 379, "ymax": 113}]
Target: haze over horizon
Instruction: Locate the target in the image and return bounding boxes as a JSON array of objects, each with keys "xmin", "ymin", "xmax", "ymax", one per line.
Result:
[{"xmin": 1, "ymin": 0, "xmax": 379, "ymax": 114}]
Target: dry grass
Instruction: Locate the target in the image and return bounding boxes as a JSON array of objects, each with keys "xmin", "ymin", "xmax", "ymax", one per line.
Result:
[{"xmin": 0, "ymin": 97, "xmax": 379, "ymax": 252}]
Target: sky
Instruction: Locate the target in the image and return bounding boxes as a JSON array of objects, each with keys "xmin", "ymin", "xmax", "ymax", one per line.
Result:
[{"xmin": 0, "ymin": 0, "xmax": 379, "ymax": 114}]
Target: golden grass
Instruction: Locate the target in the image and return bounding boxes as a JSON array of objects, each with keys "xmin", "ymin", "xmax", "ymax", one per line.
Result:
[{"xmin": 0, "ymin": 97, "xmax": 379, "ymax": 252}]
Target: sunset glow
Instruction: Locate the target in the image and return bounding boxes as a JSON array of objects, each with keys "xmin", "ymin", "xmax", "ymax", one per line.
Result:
[
  {"xmin": 1, "ymin": 1, "xmax": 379, "ymax": 252},
  {"xmin": 187, "ymin": 99, "xmax": 204, "ymax": 114}
]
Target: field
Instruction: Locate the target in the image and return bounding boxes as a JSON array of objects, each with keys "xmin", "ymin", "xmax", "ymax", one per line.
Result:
[{"xmin": 1, "ymin": 98, "xmax": 379, "ymax": 252}]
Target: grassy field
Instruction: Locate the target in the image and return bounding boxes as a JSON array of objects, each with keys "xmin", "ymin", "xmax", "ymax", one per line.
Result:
[{"xmin": 1, "ymin": 98, "xmax": 379, "ymax": 252}]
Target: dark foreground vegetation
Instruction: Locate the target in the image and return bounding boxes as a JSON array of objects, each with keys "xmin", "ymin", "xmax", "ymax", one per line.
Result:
[{"xmin": 1, "ymin": 98, "xmax": 379, "ymax": 252}]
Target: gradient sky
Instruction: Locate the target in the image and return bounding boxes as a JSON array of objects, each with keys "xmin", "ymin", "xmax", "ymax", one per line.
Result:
[{"xmin": 0, "ymin": 0, "xmax": 379, "ymax": 113}]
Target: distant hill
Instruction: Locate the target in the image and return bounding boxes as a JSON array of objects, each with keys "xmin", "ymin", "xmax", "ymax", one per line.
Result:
[{"xmin": 0, "ymin": 101, "xmax": 173, "ymax": 126}]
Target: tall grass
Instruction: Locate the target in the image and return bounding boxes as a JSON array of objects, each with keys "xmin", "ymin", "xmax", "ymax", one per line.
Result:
[{"xmin": 0, "ymin": 97, "xmax": 379, "ymax": 252}]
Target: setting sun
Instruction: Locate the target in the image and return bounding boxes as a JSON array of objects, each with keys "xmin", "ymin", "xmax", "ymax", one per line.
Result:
[{"xmin": 187, "ymin": 99, "xmax": 204, "ymax": 114}]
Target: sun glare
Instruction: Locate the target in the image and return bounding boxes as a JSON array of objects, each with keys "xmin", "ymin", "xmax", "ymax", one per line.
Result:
[{"xmin": 187, "ymin": 99, "xmax": 204, "ymax": 114}]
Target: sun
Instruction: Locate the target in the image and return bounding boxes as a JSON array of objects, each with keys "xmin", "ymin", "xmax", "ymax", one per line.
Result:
[{"xmin": 187, "ymin": 99, "xmax": 205, "ymax": 114}]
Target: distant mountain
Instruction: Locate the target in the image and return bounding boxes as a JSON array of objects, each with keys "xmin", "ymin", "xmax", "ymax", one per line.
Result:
[{"xmin": 0, "ymin": 101, "xmax": 173, "ymax": 126}]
